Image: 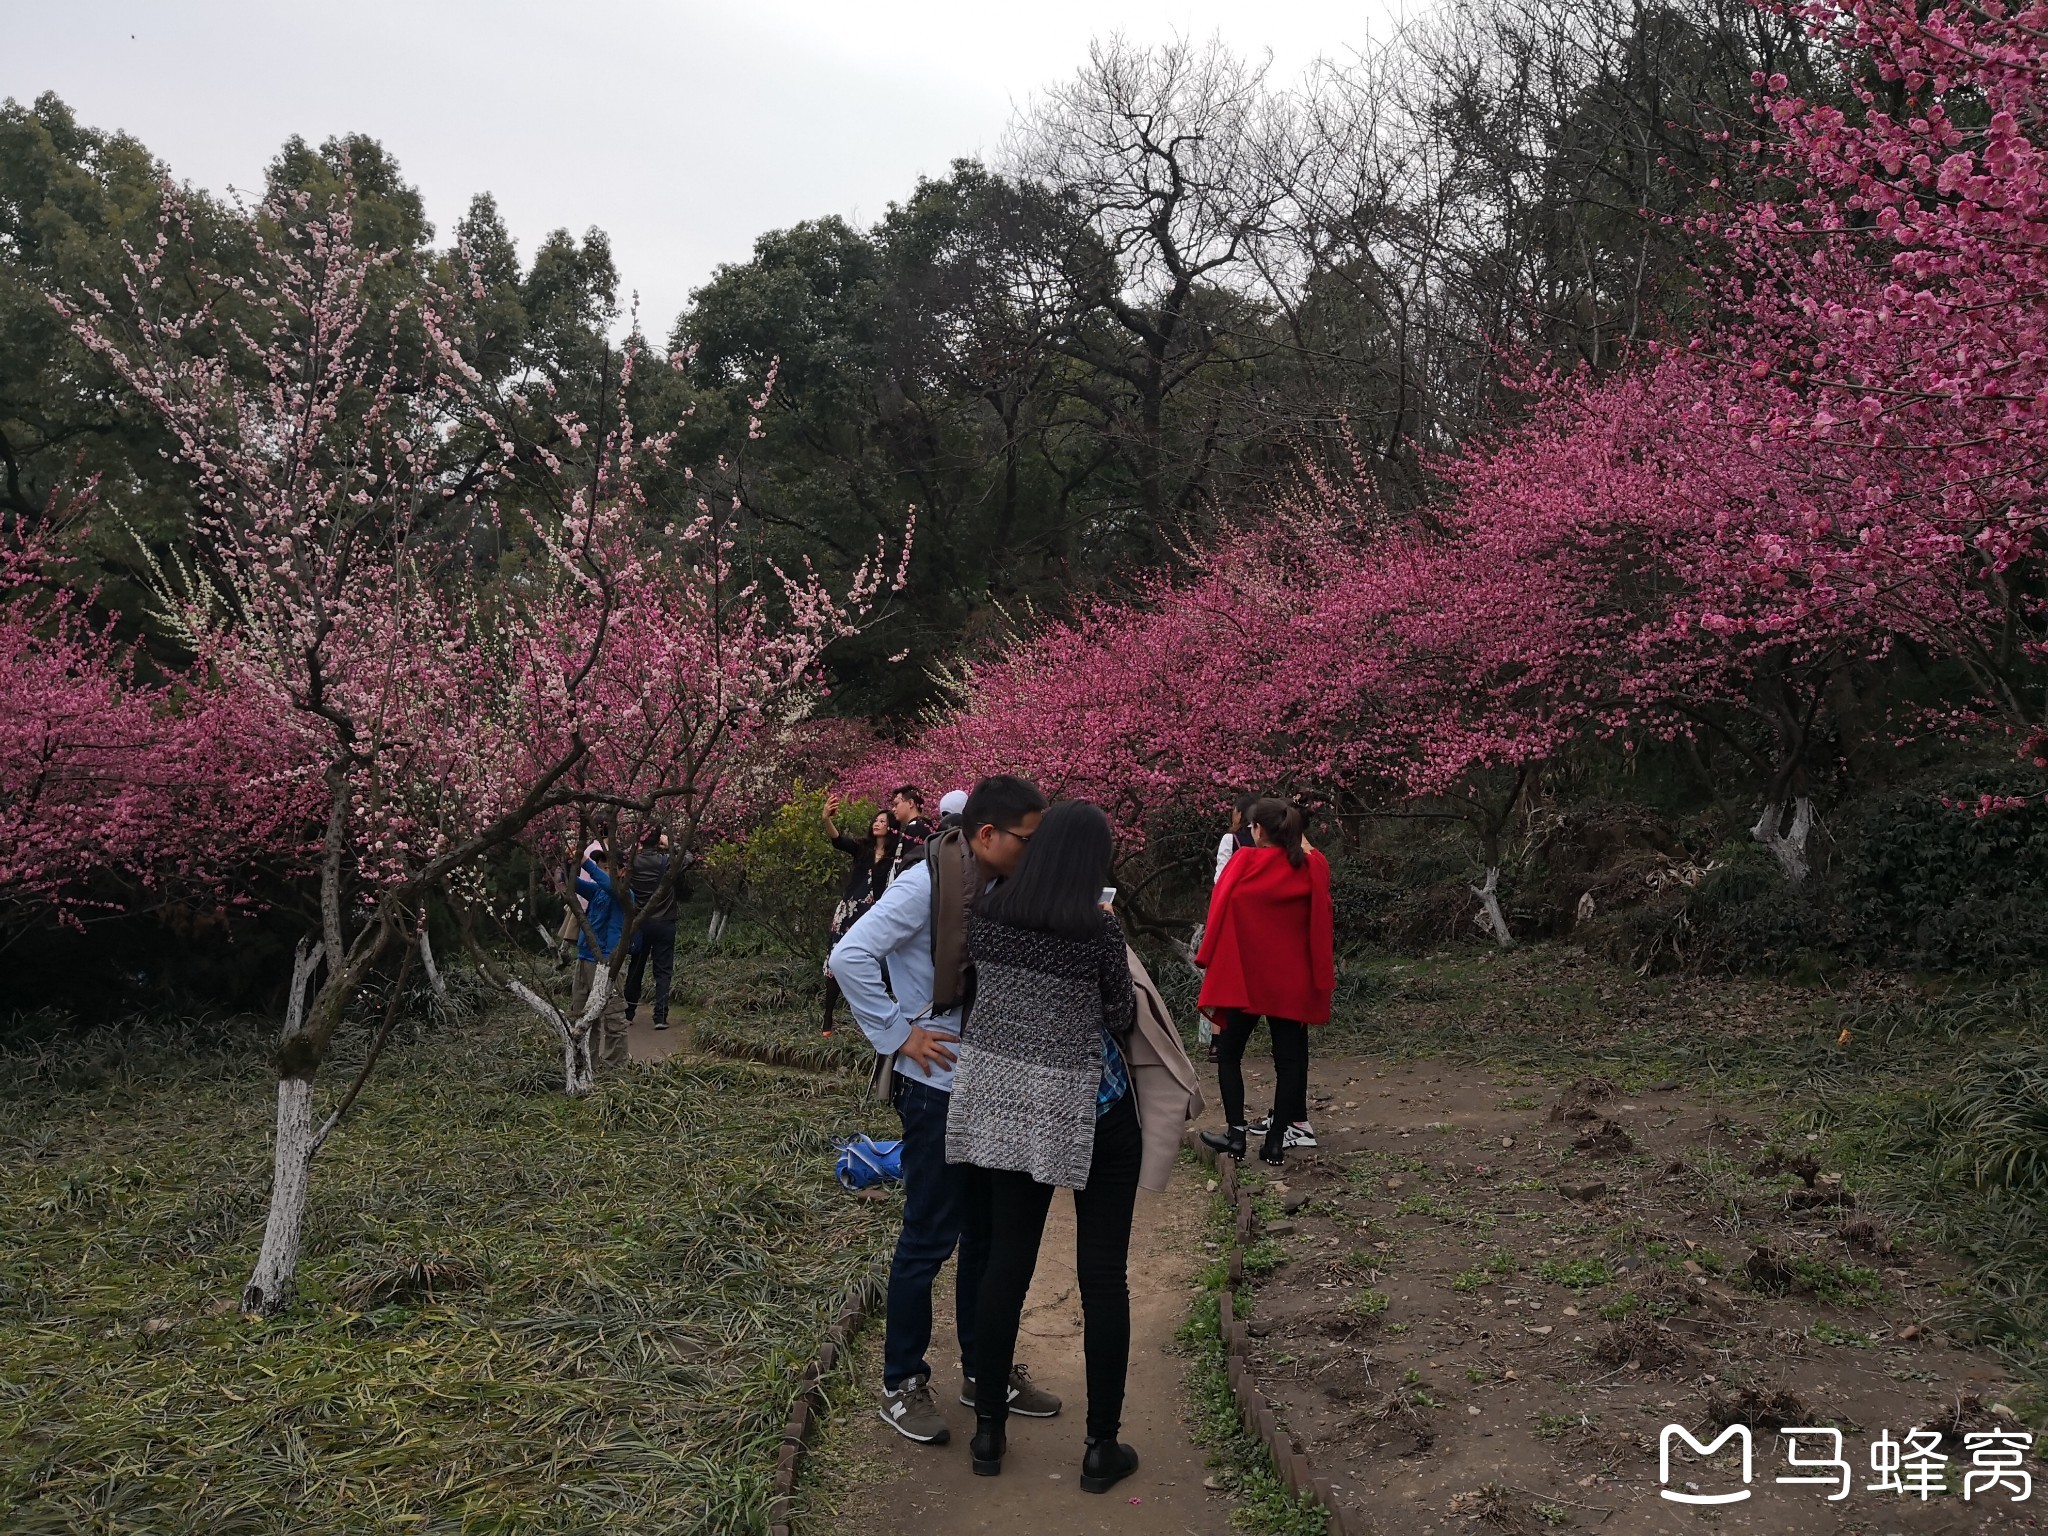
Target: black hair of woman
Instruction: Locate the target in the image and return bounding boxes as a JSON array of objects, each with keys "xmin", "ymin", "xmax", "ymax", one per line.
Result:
[
  {"xmin": 977, "ymin": 799, "xmax": 1113, "ymax": 941},
  {"xmin": 1249, "ymin": 796, "xmax": 1307, "ymax": 868}
]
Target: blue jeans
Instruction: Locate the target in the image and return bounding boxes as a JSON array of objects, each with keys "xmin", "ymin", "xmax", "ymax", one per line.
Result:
[{"xmin": 882, "ymin": 1077, "xmax": 990, "ymax": 1390}]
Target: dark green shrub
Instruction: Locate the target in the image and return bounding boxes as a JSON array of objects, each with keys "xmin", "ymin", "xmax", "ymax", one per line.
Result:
[
  {"xmin": 1840, "ymin": 772, "xmax": 2048, "ymax": 972},
  {"xmin": 1326, "ymin": 856, "xmax": 1404, "ymax": 952},
  {"xmin": 1684, "ymin": 841, "xmax": 1839, "ymax": 975}
]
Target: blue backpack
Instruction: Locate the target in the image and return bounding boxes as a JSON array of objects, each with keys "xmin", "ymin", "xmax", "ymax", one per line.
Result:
[{"xmin": 835, "ymin": 1135, "xmax": 904, "ymax": 1191}]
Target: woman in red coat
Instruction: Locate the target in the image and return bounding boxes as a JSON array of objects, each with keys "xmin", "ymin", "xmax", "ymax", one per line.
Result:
[{"xmin": 1194, "ymin": 798, "xmax": 1334, "ymax": 1166}]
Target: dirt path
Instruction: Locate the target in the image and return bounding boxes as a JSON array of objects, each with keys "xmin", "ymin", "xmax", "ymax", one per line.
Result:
[
  {"xmin": 805, "ymin": 1168, "xmax": 1240, "ymax": 1536},
  {"xmin": 1209, "ymin": 1049, "xmax": 2044, "ymax": 1534}
]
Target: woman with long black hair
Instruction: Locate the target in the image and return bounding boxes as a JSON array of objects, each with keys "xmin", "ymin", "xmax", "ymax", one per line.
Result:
[
  {"xmin": 1196, "ymin": 798, "xmax": 1335, "ymax": 1166},
  {"xmin": 944, "ymin": 799, "xmax": 1144, "ymax": 1493},
  {"xmin": 821, "ymin": 792, "xmax": 898, "ymax": 1036}
]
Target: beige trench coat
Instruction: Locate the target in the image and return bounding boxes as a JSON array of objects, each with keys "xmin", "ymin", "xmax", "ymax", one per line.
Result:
[{"xmin": 1124, "ymin": 946, "xmax": 1205, "ymax": 1192}]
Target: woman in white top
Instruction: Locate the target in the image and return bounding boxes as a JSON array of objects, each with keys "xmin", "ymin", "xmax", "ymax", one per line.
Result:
[{"xmin": 1213, "ymin": 794, "xmax": 1256, "ymax": 884}]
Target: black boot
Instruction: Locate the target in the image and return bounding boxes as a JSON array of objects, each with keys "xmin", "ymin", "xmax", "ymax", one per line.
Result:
[
  {"xmin": 1080, "ymin": 1437, "xmax": 1139, "ymax": 1493},
  {"xmin": 970, "ymin": 1414, "xmax": 1006, "ymax": 1476},
  {"xmin": 1259, "ymin": 1126, "xmax": 1286, "ymax": 1166},
  {"xmin": 1200, "ymin": 1124, "xmax": 1247, "ymax": 1160}
]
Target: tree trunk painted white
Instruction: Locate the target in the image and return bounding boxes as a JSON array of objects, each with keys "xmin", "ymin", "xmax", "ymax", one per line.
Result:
[
  {"xmin": 498, "ymin": 972, "xmax": 607, "ymax": 1097},
  {"xmin": 1751, "ymin": 797, "xmax": 1814, "ymax": 882},
  {"xmin": 1471, "ymin": 866, "xmax": 1514, "ymax": 947},
  {"xmin": 243, "ymin": 936, "xmax": 325, "ymax": 1316},
  {"xmin": 707, "ymin": 908, "xmax": 729, "ymax": 944},
  {"xmin": 243, "ymin": 1073, "xmax": 315, "ymax": 1314},
  {"xmin": 419, "ymin": 926, "xmax": 447, "ymax": 999}
]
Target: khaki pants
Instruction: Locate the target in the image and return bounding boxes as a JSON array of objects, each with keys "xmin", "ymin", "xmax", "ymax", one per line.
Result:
[{"xmin": 572, "ymin": 960, "xmax": 632, "ymax": 1068}]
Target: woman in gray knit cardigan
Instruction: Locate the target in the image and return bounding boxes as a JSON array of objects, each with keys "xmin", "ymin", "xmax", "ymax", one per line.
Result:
[{"xmin": 945, "ymin": 798, "xmax": 1143, "ymax": 1492}]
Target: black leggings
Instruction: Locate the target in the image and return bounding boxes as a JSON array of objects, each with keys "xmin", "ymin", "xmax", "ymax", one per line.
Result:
[
  {"xmin": 971, "ymin": 1090, "xmax": 1142, "ymax": 1439},
  {"xmin": 1215, "ymin": 1010, "xmax": 1309, "ymax": 1131}
]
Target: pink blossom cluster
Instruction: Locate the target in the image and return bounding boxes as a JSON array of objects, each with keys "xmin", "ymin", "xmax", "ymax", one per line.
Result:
[
  {"xmin": 24, "ymin": 180, "xmax": 902, "ymax": 953},
  {"xmin": 860, "ymin": 0, "xmax": 2048, "ymax": 838}
]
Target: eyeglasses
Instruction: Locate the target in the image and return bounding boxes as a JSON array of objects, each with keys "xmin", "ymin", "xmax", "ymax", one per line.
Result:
[{"xmin": 999, "ymin": 827, "xmax": 1033, "ymax": 843}]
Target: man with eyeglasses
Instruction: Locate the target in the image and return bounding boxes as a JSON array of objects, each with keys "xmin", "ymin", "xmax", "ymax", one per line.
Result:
[{"xmin": 830, "ymin": 774, "xmax": 1054, "ymax": 1447}]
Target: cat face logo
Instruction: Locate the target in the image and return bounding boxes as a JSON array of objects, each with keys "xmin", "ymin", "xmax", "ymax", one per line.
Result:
[{"xmin": 1660, "ymin": 1424, "xmax": 1754, "ymax": 1504}]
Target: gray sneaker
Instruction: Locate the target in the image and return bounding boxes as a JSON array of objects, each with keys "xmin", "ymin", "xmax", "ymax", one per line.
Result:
[
  {"xmin": 961, "ymin": 1362, "xmax": 1063, "ymax": 1417},
  {"xmin": 879, "ymin": 1374, "xmax": 951, "ymax": 1444}
]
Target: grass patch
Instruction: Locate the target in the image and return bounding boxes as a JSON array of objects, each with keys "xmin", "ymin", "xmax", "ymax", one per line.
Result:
[
  {"xmin": 1177, "ymin": 1191, "xmax": 1329, "ymax": 1536},
  {"xmin": 1537, "ymin": 1256, "xmax": 1614, "ymax": 1291},
  {"xmin": 1789, "ymin": 1255, "xmax": 1885, "ymax": 1305},
  {"xmin": 0, "ymin": 1005, "xmax": 893, "ymax": 1534},
  {"xmin": 1241, "ymin": 1238, "xmax": 1289, "ymax": 1279},
  {"xmin": 1346, "ymin": 1288, "xmax": 1392, "ymax": 1319},
  {"xmin": 1452, "ymin": 1248, "xmax": 1521, "ymax": 1292}
]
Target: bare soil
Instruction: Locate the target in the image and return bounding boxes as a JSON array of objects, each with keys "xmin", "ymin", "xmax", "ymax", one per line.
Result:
[{"xmin": 1220, "ymin": 1052, "xmax": 2045, "ymax": 1533}]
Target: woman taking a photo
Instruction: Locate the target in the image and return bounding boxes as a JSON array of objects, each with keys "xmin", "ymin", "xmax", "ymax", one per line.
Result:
[
  {"xmin": 821, "ymin": 792, "xmax": 898, "ymax": 1036},
  {"xmin": 944, "ymin": 799, "xmax": 1143, "ymax": 1493},
  {"xmin": 1196, "ymin": 798, "xmax": 1334, "ymax": 1166}
]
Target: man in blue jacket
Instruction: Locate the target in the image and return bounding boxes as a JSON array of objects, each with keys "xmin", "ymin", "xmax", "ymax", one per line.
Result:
[
  {"xmin": 571, "ymin": 840, "xmax": 630, "ymax": 1070},
  {"xmin": 830, "ymin": 775, "xmax": 1062, "ymax": 1446}
]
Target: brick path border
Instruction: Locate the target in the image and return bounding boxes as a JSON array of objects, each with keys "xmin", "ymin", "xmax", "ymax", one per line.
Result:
[{"xmin": 1187, "ymin": 1130, "xmax": 1360, "ymax": 1536}]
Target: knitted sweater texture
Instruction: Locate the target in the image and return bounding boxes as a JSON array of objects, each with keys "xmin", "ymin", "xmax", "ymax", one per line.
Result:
[{"xmin": 945, "ymin": 911, "xmax": 1136, "ymax": 1189}]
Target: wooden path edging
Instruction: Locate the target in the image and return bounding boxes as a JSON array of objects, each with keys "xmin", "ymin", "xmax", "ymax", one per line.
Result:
[
  {"xmin": 1186, "ymin": 1130, "xmax": 1361, "ymax": 1536},
  {"xmin": 768, "ymin": 1265, "xmax": 888, "ymax": 1536}
]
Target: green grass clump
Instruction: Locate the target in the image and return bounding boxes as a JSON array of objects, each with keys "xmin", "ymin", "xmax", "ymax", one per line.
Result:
[
  {"xmin": 1453, "ymin": 1248, "xmax": 1520, "ymax": 1291},
  {"xmin": 1242, "ymin": 1238, "xmax": 1289, "ymax": 1279},
  {"xmin": 1537, "ymin": 1256, "xmax": 1614, "ymax": 1290},
  {"xmin": 1789, "ymin": 1255, "xmax": 1885, "ymax": 1305},
  {"xmin": 0, "ymin": 1007, "xmax": 892, "ymax": 1534},
  {"xmin": 1346, "ymin": 1289, "xmax": 1392, "ymax": 1319}
]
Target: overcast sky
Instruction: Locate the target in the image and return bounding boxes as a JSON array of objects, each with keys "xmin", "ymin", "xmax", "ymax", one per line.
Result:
[{"xmin": 9, "ymin": 1, "xmax": 1403, "ymax": 338}]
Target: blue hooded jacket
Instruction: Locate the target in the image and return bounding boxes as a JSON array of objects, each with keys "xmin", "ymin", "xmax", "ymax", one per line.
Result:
[{"xmin": 573, "ymin": 857, "xmax": 627, "ymax": 963}]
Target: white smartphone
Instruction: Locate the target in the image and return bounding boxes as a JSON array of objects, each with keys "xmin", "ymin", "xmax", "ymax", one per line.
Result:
[{"xmin": 1100, "ymin": 886, "xmax": 1117, "ymax": 906}]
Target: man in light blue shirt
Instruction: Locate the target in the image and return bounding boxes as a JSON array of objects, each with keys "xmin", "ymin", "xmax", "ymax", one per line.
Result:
[{"xmin": 830, "ymin": 775, "xmax": 1058, "ymax": 1446}]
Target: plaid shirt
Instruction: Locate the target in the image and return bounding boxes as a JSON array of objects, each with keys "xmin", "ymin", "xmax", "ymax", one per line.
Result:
[{"xmin": 1096, "ymin": 1027, "xmax": 1130, "ymax": 1117}]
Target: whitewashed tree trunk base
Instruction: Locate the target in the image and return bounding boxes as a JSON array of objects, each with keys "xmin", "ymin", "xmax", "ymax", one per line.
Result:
[
  {"xmin": 497, "ymin": 972, "xmax": 607, "ymax": 1097},
  {"xmin": 1471, "ymin": 866, "xmax": 1514, "ymax": 947},
  {"xmin": 420, "ymin": 927, "xmax": 447, "ymax": 1000},
  {"xmin": 243, "ymin": 937, "xmax": 327, "ymax": 1316},
  {"xmin": 1752, "ymin": 797, "xmax": 1814, "ymax": 882},
  {"xmin": 243, "ymin": 1073, "xmax": 315, "ymax": 1315}
]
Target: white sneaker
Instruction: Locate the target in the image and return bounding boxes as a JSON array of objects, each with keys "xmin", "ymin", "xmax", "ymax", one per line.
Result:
[{"xmin": 1249, "ymin": 1116, "xmax": 1317, "ymax": 1148}]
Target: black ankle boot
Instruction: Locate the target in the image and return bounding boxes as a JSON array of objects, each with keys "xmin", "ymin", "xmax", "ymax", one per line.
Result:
[
  {"xmin": 1200, "ymin": 1125, "xmax": 1247, "ymax": 1160},
  {"xmin": 970, "ymin": 1414, "xmax": 1006, "ymax": 1476},
  {"xmin": 1259, "ymin": 1128, "xmax": 1286, "ymax": 1166},
  {"xmin": 1080, "ymin": 1437, "xmax": 1139, "ymax": 1493}
]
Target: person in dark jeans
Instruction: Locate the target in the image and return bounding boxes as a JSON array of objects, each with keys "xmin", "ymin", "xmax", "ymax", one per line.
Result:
[
  {"xmin": 828, "ymin": 776, "xmax": 1058, "ymax": 1446},
  {"xmin": 623, "ymin": 828, "xmax": 681, "ymax": 1031},
  {"xmin": 945, "ymin": 799, "xmax": 1144, "ymax": 1493}
]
